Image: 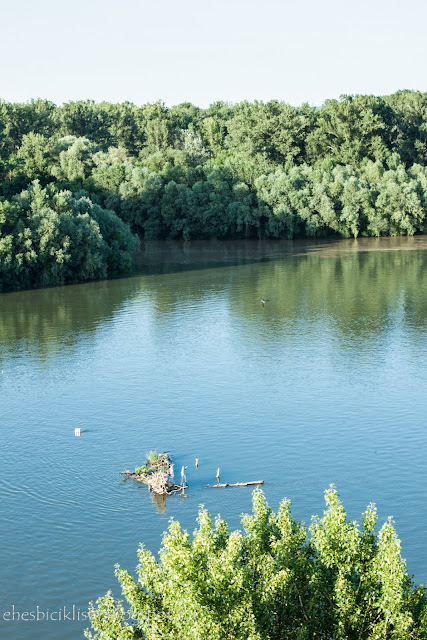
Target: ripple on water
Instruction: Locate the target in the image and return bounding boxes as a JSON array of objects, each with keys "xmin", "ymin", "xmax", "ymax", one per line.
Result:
[{"xmin": 1, "ymin": 238, "xmax": 427, "ymax": 640}]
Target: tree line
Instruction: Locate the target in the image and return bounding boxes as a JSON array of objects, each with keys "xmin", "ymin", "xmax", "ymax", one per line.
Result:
[{"xmin": 2, "ymin": 91, "xmax": 427, "ymax": 291}]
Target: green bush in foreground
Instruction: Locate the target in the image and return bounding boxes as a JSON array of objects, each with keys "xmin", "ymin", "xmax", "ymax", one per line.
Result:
[{"xmin": 85, "ymin": 487, "xmax": 427, "ymax": 639}]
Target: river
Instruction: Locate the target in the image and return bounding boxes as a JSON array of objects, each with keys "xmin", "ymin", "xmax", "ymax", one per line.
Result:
[{"xmin": 1, "ymin": 236, "xmax": 427, "ymax": 639}]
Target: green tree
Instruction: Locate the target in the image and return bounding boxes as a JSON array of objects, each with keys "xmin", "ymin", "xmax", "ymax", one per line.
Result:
[
  {"xmin": 3, "ymin": 92, "xmax": 427, "ymax": 292},
  {"xmin": 305, "ymin": 95, "xmax": 396, "ymax": 167},
  {"xmin": 16, "ymin": 132, "xmax": 51, "ymax": 181},
  {"xmin": 50, "ymin": 136, "xmax": 100, "ymax": 185},
  {"xmin": 0, "ymin": 181, "xmax": 137, "ymax": 292},
  {"xmin": 85, "ymin": 487, "xmax": 427, "ymax": 640},
  {"xmin": 55, "ymin": 100, "xmax": 112, "ymax": 146},
  {"xmin": 0, "ymin": 99, "xmax": 56, "ymax": 157}
]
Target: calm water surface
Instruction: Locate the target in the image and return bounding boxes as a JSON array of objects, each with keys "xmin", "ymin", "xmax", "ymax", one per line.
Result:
[{"xmin": 1, "ymin": 236, "xmax": 427, "ymax": 639}]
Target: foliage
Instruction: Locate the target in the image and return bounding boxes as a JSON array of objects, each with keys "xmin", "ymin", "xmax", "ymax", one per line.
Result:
[
  {"xmin": 85, "ymin": 487, "xmax": 427, "ymax": 640},
  {"xmin": 3, "ymin": 92, "xmax": 427, "ymax": 290},
  {"xmin": 147, "ymin": 450, "xmax": 158, "ymax": 464},
  {"xmin": 0, "ymin": 181, "xmax": 137, "ymax": 292},
  {"xmin": 134, "ymin": 466, "xmax": 148, "ymax": 476}
]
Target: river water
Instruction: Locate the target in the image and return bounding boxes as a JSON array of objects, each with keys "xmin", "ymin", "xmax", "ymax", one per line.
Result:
[{"xmin": 1, "ymin": 236, "xmax": 427, "ymax": 639}]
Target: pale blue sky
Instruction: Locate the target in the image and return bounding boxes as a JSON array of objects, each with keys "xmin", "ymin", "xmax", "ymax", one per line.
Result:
[{"xmin": 1, "ymin": 0, "xmax": 426, "ymax": 107}]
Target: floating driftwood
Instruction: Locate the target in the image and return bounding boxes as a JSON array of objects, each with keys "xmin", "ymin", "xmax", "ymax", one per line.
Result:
[
  {"xmin": 123, "ymin": 452, "xmax": 264, "ymax": 495},
  {"xmin": 206, "ymin": 480, "xmax": 264, "ymax": 488},
  {"xmin": 121, "ymin": 451, "xmax": 187, "ymax": 495}
]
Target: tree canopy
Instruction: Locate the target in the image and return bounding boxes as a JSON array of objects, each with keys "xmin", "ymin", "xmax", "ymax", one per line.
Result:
[
  {"xmin": 2, "ymin": 92, "xmax": 427, "ymax": 291},
  {"xmin": 85, "ymin": 487, "xmax": 427, "ymax": 640}
]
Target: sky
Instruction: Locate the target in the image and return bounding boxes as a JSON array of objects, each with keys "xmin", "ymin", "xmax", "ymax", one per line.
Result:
[{"xmin": 0, "ymin": 0, "xmax": 426, "ymax": 108}]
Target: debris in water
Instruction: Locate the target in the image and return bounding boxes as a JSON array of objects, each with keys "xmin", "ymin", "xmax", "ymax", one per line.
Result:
[{"xmin": 121, "ymin": 452, "xmax": 187, "ymax": 495}]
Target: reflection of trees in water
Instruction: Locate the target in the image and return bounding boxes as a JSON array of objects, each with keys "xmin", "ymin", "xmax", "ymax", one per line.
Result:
[
  {"xmin": 232, "ymin": 249, "xmax": 427, "ymax": 339},
  {"xmin": 1, "ymin": 240, "xmax": 426, "ymax": 361},
  {"xmin": 140, "ymin": 244, "xmax": 427, "ymax": 340},
  {"xmin": 0, "ymin": 278, "xmax": 142, "ymax": 360}
]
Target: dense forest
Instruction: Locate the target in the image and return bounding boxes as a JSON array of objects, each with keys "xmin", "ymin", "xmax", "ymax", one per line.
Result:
[
  {"xmin": 2, "ymin": 91, "xmax": 427, "ymax": 291},
  {"xmin": 86, "ymin": 487, "xmax": 427, "ymax": 640}
]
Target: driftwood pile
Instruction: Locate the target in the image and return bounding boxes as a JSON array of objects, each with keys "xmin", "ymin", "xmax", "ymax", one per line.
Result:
[
  {"xmin": 122, "ymin": 451, "xmax": 265, "ymax": 497},
  {"xmin": 121, "ymin": 452, "xmax": 186, "ymax": 495}
]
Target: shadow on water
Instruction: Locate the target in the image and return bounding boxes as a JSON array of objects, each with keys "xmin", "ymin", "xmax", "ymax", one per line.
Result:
[
  {"xmin": 133, "ymin": 236, "xmax": 427, "ymax": 276},
  {"xmin": 1, "ymin": 236, "xmax": 427, "ymax": 363}
]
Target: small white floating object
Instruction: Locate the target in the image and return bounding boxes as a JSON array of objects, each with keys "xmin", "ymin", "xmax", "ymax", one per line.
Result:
[
  {"xmin": 216, "ymin": 467, "xmax": 220, "ymax": 479},
  {"xmin": 195, "ymin": 458, "xmax": 199, "ymax": 467},
  {"xmin": 74, "ymin": 428, "xmax": 81, "ymax": 437}
]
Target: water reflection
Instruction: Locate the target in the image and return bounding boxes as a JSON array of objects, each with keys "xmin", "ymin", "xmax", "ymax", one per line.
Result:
[
  {"xmin": 2, "ymin": 236, "xmax": 427, "ymax": 640},
  {"xmin": 151, "ymin": 492, "xmax": 168, "ymax": 513},
  {"xmin": 1, "ymin": 238, "xmax": 427, "ymax": 365},
  {"xmin": 0, "ymin": 278, "xmax": 142, "ymax": 361}
]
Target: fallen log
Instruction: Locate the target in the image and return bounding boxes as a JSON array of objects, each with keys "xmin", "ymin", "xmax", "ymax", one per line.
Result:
[
  {"xmin": 121, "ymin": 470, "xmax": 147, "ymax": 481},
  {"xmin": 206, "ymin": 480, "xmax": 264, "ymax": 488},
  {"xmin": 169, "ymin": 485, "xmax": 188, "ymax": 493}
]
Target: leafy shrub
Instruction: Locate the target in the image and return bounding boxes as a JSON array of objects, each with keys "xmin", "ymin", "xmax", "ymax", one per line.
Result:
[{"xmin": 85, "ymin": 487, "xmax": 427, "ymax": 640}]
